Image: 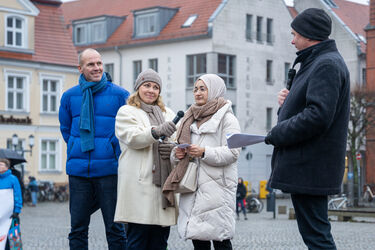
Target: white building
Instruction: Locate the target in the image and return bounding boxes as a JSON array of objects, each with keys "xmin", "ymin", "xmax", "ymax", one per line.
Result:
[{"xmin": 62, "ymin": 0, "xmax": 298, "ymax": 192}]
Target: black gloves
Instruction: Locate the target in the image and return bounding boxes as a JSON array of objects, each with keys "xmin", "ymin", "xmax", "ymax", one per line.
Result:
[
  {"xmin": 10, "ymin": 212, "xmax": 20, "ymax": 223},
  {"xmin": 264, "ymin": 131, "xmax": 272, "ymax": 145},
  {"xmin": 152, "ymin": 121, "xmax": 176, "ymax": 139},
  {"xmin": 158, "ymin": 143, "xmax": 175, "ymax": 160}
]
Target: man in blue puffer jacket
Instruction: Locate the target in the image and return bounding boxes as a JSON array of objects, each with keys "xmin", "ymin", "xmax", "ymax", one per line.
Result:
[{"xmin": 59, "ymin": 48, "xmax": 129, "ymax": 250}]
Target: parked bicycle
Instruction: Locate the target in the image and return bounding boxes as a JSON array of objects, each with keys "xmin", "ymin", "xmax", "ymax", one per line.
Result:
[
  {"xmin": 54, "ymin": 184, "xmax": 69, "ymax": 202},
  {"xmin": 363, "ymin": 185, "xmax": 374, "ymax": 202},
  {"xmin": 328, "ymin": 194, "xmax": 347, "ymax": 210}
]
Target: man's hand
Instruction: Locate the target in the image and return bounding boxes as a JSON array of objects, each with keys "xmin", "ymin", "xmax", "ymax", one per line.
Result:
[{"xmin": 278, "ymin": 88, "xmax": 289, "ymax": 106}]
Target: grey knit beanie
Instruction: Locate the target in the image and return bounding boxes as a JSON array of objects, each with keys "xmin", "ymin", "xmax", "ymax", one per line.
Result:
[
  {"xmin": 134, "ymin": 69, "xmax": 162, "ymax": 91},
  {"xmin": 291, "ymin": 8, "xmax": 331, "ymax": 41}
]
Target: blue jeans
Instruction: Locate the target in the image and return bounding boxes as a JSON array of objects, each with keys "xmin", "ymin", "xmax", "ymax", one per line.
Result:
[
  {"xmin": 31, "ymin": 191, "xmax": 37, "ymax": 205},
  {"xmin": 126, "ymin": 223, "xmax": 170, "ymax": 250},
  {"xmin": 68, "ymin": 175, "xmax": 126, "ymax": 250}
]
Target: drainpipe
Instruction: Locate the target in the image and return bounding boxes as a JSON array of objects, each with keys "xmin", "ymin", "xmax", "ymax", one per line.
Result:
[{"xmin": 115, "ymin": 46, "xmax": 122, "ymax": 86}]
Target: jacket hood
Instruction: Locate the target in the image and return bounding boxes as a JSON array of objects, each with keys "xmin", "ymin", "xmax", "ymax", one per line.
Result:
[{"xmin": 0, "ymin": 169, "xmax": 11, "ymax": 178}]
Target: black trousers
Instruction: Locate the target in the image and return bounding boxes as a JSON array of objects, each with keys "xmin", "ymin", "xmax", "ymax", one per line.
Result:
[
  {"xmin": 126, "ymin": 223, "xmax": 170, "ymax": 250},
  {"xmin": 192, "ymin": 239, "xmax": 232, "ymax": 250},
  {"xmin": 291, "ymin": 194, "xmax": 337, "ymax": 250}
]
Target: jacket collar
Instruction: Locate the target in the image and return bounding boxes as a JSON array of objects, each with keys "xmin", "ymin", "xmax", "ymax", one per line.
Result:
[
  {"xmin": 191, "ymin": 100, "xmax": 233, "ymax": 134},
  {"xmin": 293, "ymin": 39, "xmax": 338, "ymax": 69},
  {"xmin": 0, "ymin": 169, "xmax": 11, "ymax": 178}
]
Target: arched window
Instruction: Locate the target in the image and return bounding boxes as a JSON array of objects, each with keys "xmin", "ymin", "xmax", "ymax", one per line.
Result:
[{"xmin": 6, "ymin": 16, "xmax": 25, "ymax": 47}]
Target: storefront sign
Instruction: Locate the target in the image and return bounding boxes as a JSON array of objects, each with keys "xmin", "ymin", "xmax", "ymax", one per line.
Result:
[{"xmin": 0, "ymin": 115, "xmax": 32, "ymax": 125}]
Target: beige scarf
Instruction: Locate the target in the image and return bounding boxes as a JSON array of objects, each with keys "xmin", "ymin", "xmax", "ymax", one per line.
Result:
[
  {"xmin": 140, "ymin": 101, "xmax": 173, "ymax": 208},
  {"xmin": 162, "ymin": 97, "xmax": 227, "ymax": 204}
]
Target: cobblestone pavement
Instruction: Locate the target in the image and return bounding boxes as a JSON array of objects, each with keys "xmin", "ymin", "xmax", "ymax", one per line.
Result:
[{"xmin": 20, "ymin": 199, "xmax": 375, "ymax": 250}]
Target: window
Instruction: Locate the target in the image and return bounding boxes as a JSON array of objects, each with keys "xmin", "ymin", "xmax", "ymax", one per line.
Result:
[
  {"xmin": 246, "ymin": 14, "xmax": 253, "ymax": 41},
  {"xmin": 149, "ymin": 58, "xmax": 158, "ymax": 72},
  {"xmin": 323, "ymin": 0, "xmax": 338, "ymax": 8},
  {"xmin": 284, "ymin": 62, "xmax": 291, "ymax": 85},
  {"xmin": 6, "ymin": 16, "xmax": 25, "ymax": 47},
  {"xmin": 256, "ymin": 16, "xmax": 263, "ymax": 42},
  {"xmin": 362, "ymin": 68, "xmax": 366, "ymax": 86},
  {"xmin": 187, "ymin": 54, "xmax": 206, "ymax": 87},
  {"xmin": 92, "ymin": 22, "xmax": 105, "ymax": 43},
  {"xmin": 136, "ymin": 13, "xmax": 157, "ymax": 36},
  {"xmin": 182, "ymin": 15, "xmax": 198, "ymax": 28},
  {"xmin": 40, "ymin": 140, "xmax": 59, "ymax": 171},
  {"xmin": 6, "ymin": 75, "xmax": 27, "ymax": 111},
  {"xmin": 75, "ymin": 24, "xmax": 87, "ymax": 45},
  {"xmin": 266, "ymin": 107, "xmax": 273, "ymax": 131},
  {"xmin": 105, "ymin": 63, "xmax": 114, "ymax": 80},
  {"xmin": 133, "ymin": 60, "xmax": 142, "ymax": 85},
  {"xmin": 41, "ymin": 77, "xmax": 61, "ymax": 113},
  {"xmin": 218, "ymin": 54, "xmax": 236, "ymax": 88},
  {"xmin": 266, "ymin": 60, "xmax": 273, "ymax": 83},
  {"xmin": 266, "ymin": 18, "xmax": 273, "ymax": 44}
]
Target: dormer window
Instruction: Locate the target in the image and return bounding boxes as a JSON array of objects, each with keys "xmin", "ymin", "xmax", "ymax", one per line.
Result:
[
  {"xmin": 72, "ymin": 15, "xmax": 125, "ymax": 46},
  {"xmin": 5, "ymin": 15, "xmax": 26, "ymax": 48},
  {"xmin": 133, "ymin": 7, "xmax": 178, "ymax": 39},
  {"xmin": 136, "ymin": 13, "xmax": 157, "ymax": 36}
]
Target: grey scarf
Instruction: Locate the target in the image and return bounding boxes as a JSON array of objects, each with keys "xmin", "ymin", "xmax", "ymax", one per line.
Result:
[{"xmin": 140, "ymin": 101, "xmax": 173, "ymax": 208}]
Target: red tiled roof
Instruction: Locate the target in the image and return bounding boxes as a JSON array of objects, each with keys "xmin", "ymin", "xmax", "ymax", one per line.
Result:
[
  {"xmin": 1, "ymin": 1, "xmax": 78, "ymax": 67},
  {"xmin": 331, "ymin": 0, "xmax": 369, "ymax": 53},
  {"xmin": 62, "ymin": 0, "xmax": 222, "ymax": 49}
]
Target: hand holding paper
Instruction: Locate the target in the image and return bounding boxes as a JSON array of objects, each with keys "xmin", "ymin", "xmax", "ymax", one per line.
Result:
[{"xmin": 226, "ymin": 133, "xmax": 266, "ymax": 148}]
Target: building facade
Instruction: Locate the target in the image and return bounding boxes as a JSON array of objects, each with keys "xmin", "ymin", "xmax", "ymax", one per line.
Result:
[
  {"xmin": 62, "ymin": 0, "xmax": 297, "ymax": 191},
  {"xmin": 0, "ymin": 0, "xmax": 78, "ymax": 185}
]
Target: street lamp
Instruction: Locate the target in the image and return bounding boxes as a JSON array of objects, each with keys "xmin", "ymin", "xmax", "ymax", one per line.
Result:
[{"xmin": 11, "ymin": 133, "xmax": 34, "ymax": 180}]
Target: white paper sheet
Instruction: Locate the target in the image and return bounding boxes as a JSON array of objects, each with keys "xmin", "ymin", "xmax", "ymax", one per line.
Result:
[
  {"xmin": 0, "ymin": 189, "xmax": 13, "ymax": 249},
  {"xmin": 226, "ymin": 133, "xmax": 266, "ymax": 148}
]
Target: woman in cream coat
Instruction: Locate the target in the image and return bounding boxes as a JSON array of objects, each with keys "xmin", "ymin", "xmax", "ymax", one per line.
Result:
[
  {"xmin": 164, "ymin": 74, "xmax": 241, "ymax": 250},
  {"xmin": 114, "ymin": 69, "xmax": 178, "ymax": 250}
]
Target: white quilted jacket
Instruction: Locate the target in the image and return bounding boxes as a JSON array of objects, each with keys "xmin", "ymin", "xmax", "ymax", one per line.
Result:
[{"xmin": 175, "ymin": 101, "xmax": 241, "ymax": 241}]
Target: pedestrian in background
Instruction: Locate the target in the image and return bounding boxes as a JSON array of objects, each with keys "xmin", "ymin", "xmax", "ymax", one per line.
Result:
[
  {"xmin": 0, "ymin": 158, "xmax": 22, "ymax": 250},
  {"xmin": 164, "ymin": 74, "xmax": 241, "ymax": 250},
  {"xmin": 114, "ymin": 69, "xmax": 177, "ymax": 250},
  {"xmin": 28, "ymin": 176, "xmax": 38, "ymax": 207},
  {"xmin": 59, "ymin": 48, "xmax": 128, "ymax": 250},
  {"xmin": 265, "ymin": 8, "xmax": 350, "ymax": 250},
  {"xmin": 236, "ymin": 177, "xmax": 248, "ymax": 220}
]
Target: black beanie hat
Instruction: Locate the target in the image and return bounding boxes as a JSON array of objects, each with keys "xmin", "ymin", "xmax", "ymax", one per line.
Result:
[{"xmin": 291, "ymin": 8, "xmax": 332, "ymax": 41}]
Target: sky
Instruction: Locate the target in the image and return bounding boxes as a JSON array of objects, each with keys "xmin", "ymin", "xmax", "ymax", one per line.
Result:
[{"xmin": 284, "ymin": 0, "xmax": 369, "ymax": 6}]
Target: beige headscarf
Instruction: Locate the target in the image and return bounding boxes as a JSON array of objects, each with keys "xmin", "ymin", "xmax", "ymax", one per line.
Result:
[{"xmin": 163, "ymin": 74, "xmax": 228, "ymax": 204}]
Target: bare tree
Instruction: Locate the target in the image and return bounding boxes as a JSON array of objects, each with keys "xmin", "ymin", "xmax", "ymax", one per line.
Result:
[{"xmin": 347, "ymin": 86, "xmax": 375, "ymax": 205}]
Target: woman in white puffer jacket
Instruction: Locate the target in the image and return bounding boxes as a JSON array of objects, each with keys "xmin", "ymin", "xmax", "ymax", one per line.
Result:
[{"xmin": 164, "ymin": 74, "xmax": 241, "ymax": 250}]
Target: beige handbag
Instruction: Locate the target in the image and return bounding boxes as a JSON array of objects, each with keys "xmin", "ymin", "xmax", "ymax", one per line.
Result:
[
  {"xmin": 175, "ymin": 160, "xmax": 198, "ymax": 193},
  {"xmin": 175, "ymin": 136, "xmax": 204, "ymax": 194}
]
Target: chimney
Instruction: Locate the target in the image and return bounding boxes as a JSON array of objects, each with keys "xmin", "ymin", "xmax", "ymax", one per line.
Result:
[{"xmin": 365, "ymin": 0, "xmax": 375, "ymax": 185}]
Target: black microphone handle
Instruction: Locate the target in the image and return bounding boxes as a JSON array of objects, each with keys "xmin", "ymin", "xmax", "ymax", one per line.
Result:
[
  {"xmin": 286, "ymin": 69, "xmax": 296, "ymax": 90},
  {"xmin": 160, "ymin": 111, "xmax": 185, "ymax": 141}
]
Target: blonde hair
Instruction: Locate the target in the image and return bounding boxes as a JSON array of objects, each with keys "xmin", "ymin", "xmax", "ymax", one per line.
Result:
[{"xmin": 127, "ymin": 90, "xmax": 166, "ymax": 112}]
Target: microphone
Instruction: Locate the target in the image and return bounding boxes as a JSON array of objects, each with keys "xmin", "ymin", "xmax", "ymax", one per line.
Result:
[
  {"xmin": 160, "ymin": 111, "xmax": 185, "ymax": 141},
  {"xmin": 286, "ymin": 69, "xmax": 296, "ymax": 90}
]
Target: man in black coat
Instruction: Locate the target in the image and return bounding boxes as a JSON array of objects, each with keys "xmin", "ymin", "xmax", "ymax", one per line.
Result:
[{"xmin": 265, "ymin": 8, "xmax": 350, "ymax": 250}]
